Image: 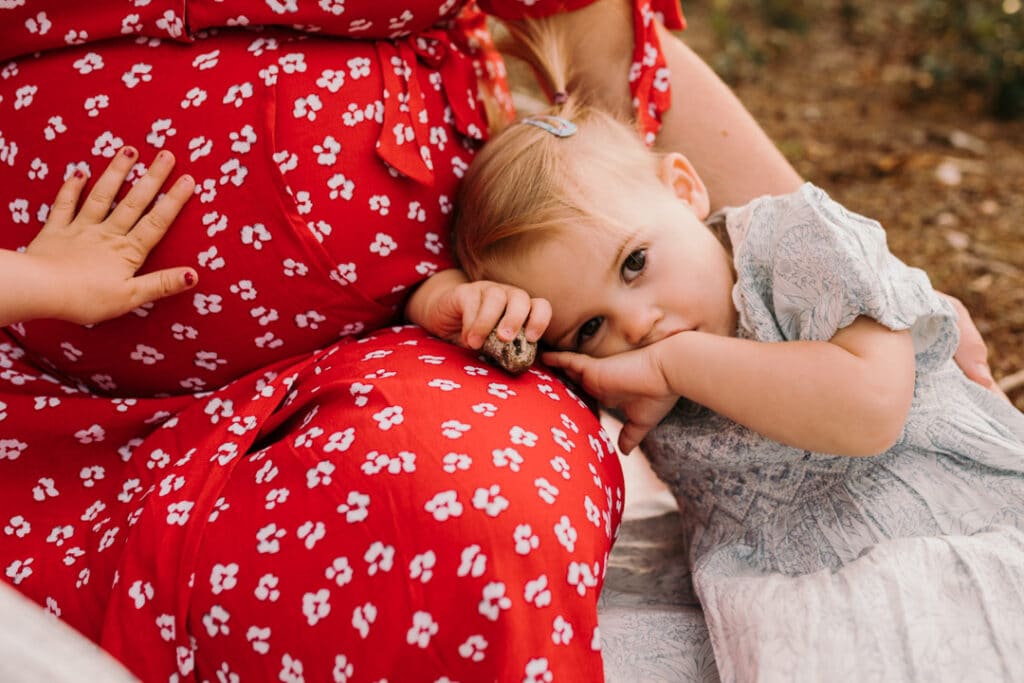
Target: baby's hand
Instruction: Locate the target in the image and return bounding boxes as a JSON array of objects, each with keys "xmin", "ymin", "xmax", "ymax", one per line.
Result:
[
  {"xmin": 431, "ymin": 280, "xmax": 551, "ymax": 351},
  {"xmin": 543, "ymin": 347, "xmax": 678, "ymax": 454},
  {"xmin": 17, "ymin": 146, "xmax": 197, "ymax": 325}
]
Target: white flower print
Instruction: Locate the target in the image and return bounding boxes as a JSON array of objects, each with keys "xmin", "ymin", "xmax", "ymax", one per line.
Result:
[
  {"xmin": 156, "ymin": 614, "xmax": 175, "ymax": 642},
  {"xmin": 441, "ymin": 452, "xmax": 471, "ymax": 473},
  {"xmin": 361, "ymin": 450, "xmax": 416, "ymax": 475},
  {"xmin": 297, "ymin": 520, "xmax": 326, "ymax": 550},
  {"xmin": 128, "ymin": 579, "xmax": 154, "ymax": 609},
  {"xmin": 472, "ymin": 402, "xmax": 497, "ymax": 417},
  {"xmin": 155, "ymin": 9, "xmax": 183, "ymax": 37},
  {"xmin": 492, "ymin": 447, "xmax": 523, "ymax": 473},
  {"xmin": 166, "ymin": 500, "xmax": 194, "ymax": 526},
  {"xmin": 171, "ymin": 322, "xmax": 199, "ymax": 340},
  {"xmin": 327, "ymin": 173, "xmax": 355, "ymax": 200},
  {"xmin": 478, "ymin": 582, "xmax": 512, "ymax": 621},
  {"xmin": 537, "ymin": 383, "xmax": 561, "ymax": 401},
  {"xmin": 27, "ymin": 157, "xmax": 47, "ymax": 180},
  {"xmin": 293, "ymin": 94, "xmax": 322, "ymax": 121},
  {"xmin": 193, "ymin": 293, "xmax": 223, "ymax": 315},
  {"xmin": 336, "ymin": 491, "xmax": 370, "ymax": 523},
  {"xmin": 5, "ymin": 558, "xmax": 32, "ymax": 585},
  {"xmin": 314, "ymin": 135, "xmax": 341, "ymax": 165},
  {"xmin": 441, "ymin": 420, "xmax": 471, "ymax": 439},
  {"xmin": 488, "ymin": 382, "xmax": 516, "ymax": 399},
  {"xmin": 513, "ymin": 524, "xmax": 540, "ymax": 555},
  {"xmin": 8, "ymin": 198, "xmax": 28, "ymax": 224},
  {"xmin": 368, "ymin": 232, "xmax": 396, "ymax": 260},
  {"xmin": 1, "ymin": 439, "xmax": 28, "ymax": 461},
  {"xmin": 510, "ymin": 426, "xmax": 538, "ymax": 447},
  {"xmin": 79, "ymin": 465, "xmax": 104, "ymax": 487},
  {"xmin": 459, "ymin": 634, "xmax": 488, "ymax": 662},
  {"xmin": 202, "ymin": 605, "xmax": 231, "ymax": 637},
  {"xmin": 32, "ymin": 397, "xmax": 58, "ymax": 410},
  {"xmin": 181, "ymin": 86, "xmax": 207, "ymax": 108},
  {"xmin": 31, "ymin": 477, "xmax": 58, "ymax": 501},
  {"xmin": 4, "ymin": 516, "xmax": 30, "ymax": 538},
  {"xmin": 13, "ymin": 84, "xmax": 37, "ymax": 110},
  {"xmin": 409, "ymin": 551, "xmax": 436, "ymax": 583},
  {"xmin": 331, "ymin": 262, "xmax": 358, "ymax": 287},
  {"xmin": 279, "ymin": 53, "xmax": 306, "ymax": 74},
  {"xmin": 368, "ymin": 197, "xmax": 391, "ymax": 220},
  {"xmin": 352, "ymin": 602, "xmax": 377, "ymax": 639},
  {"xmin": 82, "ymin": 500, "xmax": 106, "ymax": 523},
  {"xmin": 195, "ymin": 350, "xmax": 227, "ymax": 371},
  {"xmin": 176, "ymin": 645, "xmax": 194, "ymax": 677},
  {"xmin": 406, "ymin": 611, "xmax": 439, "ymax": 648},
  {"xmin": 230, "ymin": 124, "xmax": 257, "ymax": 153},
  {"xmin": 455, "ymin": 545, "xmax": 489, "ymax": 581},
  {"xmin": 210, "ymin": 563, "xmax": 239, "ymax": 594},
  {"xmin": 197, "ymin": 245, "xmax": 225, "ymax": 270},
  {"xmin": 264, "ymin": 488, "xmax": 289, "ymax": 510},
  {"xmin": 524, "ymin": 575, "xmax": 552, "ymax": 608},
  {"xmin": 267, "ymin": 0, "xmax": 298, "ymax": 13},
  {"xmin": 554, "ymin": 515, "xmax": 578, "ymax": 553},
  {"xmin": 332, "ymin": 654, "xmax": 354, "ymax": 683},
  {"xmin": 83, "ymin": 94, "xmax": 109, "ymax": 117},
  {"xmin": 219, "ymin": 158, "xmax": 248, "ymax": 186},
  {"xmin": 552, "ymin": 615, "xmax": 574, "ymax": 645},
  {"xmin": 372, "ymin": 406, "xmax": 403, "ymax": 430},
  {"xmin": 347, "ymin": 57, "xmax": 371, "ymax": 79},
  {"xmin": 189, "ymin": 136, "xmax": 213, "ymax": 162},
  {"xmin": 363, "ymin": 541, "xmax": 395, "ymax": 575},
  {"xmin": 472, "ymin": 485, "xmax": 509, "ymax": 517},
  {"xmin": 424, "ymin": 490, "xmax": 463, "ymax": 521},
  {"xmin": 241, "ymin": 223, "xmax": 272, "ymax": 249},
  {"xmin": 418, "ymin": 354, "xmax": 445, "ymax": 366},
  {"xmin": 250, "ymin": 306, "xmax": 279, "ymax": 326},
  {"xmin": 25, "ymin": 11, "xmax": 52, "ymax": 36},
  {"xmin": 46, "ymin": 524, "xmax": 73, "ymax": 547},
  {"xmin": 192, "ymin": 50, "xmax": 219, "ymax": 71},
  {"xmin": 146, "ymin": 117, "xmax": 176, "ymax": 147},
  {"xmin": 550, "ymin": 455, "xmax": 571, "ymax": 481},
  {"xmin": 242, "ymin": 625, "xmax": 268, "ymax": 654},
  {"xmin": 567, "ymin": 561, "xmax": 600, "ymax": 597},
  {"xmin": 427, "ymin": 378, "xmax": 461, "ymax": 392},
  {"xmin": 306, "ymin": 461, "xmax": 335, "ymax": 488},
  {"xmin": 325, "ymin": 556, "xmax": 353, "ymax": 587},
  {"xmin": 302, "ymin": 589, "xmax": 331, "ymax": 626},
  {"xmin": 584, "ymin": 495, "xmax": 602, "ymax": 527},
  {"xmin": 324, "ymin": 428, "xmax": 356, "ymax": 453},
  {"xmin": 279, "ymin": 653, "xmax": 304, "ymax": 683},
  {"xmin": 295, "ymin": 310, "xmax": 326, "ymax": 329},
  {"xmin": 228, "ymin": 278, "xmax": 256, "ymax": 299},
  {"xmin": 524, "ymin": 658, "xmax": 553, "ymax": 683},
  {"xmin": 256, "ymin": 523, "xmax": 286, "ymax": 554},
  {"xmin": 255, "ymin": 573, "xmax": 280, "ymax": 601}
]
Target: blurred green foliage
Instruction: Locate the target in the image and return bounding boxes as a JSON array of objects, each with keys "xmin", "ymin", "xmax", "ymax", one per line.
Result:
[{"xmin": 702, "ymin": 0, "xmax": 1024, "ymax": 118}]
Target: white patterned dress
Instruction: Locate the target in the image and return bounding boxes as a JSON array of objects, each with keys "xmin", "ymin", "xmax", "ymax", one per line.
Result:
[{"xmin": 643, "ymin": 184, "xmax": 1024, "ymax": 682}]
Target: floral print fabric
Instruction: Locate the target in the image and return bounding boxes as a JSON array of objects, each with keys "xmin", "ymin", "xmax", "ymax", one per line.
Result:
[{"xmin": 0, "ymin": 0, "xmax": 684, "ymax": 679}]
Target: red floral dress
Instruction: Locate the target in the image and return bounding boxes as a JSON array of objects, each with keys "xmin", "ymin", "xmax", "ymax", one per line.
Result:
[{"xmin": 0, "ymin": 1, "xmax": 684, "ymax": 680}]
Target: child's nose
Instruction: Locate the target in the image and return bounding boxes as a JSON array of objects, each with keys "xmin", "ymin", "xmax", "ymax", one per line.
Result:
[{"xmin": 621, "ymin": 309, "xmax": 659, "ymax": 347}]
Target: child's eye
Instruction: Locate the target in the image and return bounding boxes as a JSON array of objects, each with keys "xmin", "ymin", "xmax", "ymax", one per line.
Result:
[
  {"xmin": 576, "ymin": 316, "xmax": 604, "ymax": 349},
  {"xmin": 622, "ymin": 249, "xmax": 646, "ymax": 281}
]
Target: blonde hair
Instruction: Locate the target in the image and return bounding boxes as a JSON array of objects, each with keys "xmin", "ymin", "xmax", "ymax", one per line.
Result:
[{"xmin": 453, "ymin": 20, "xmax": 662, "ymax": 281}]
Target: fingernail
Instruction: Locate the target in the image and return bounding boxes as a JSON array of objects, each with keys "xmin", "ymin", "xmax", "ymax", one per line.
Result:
[
  {"xmin": 184, "ymin": 271, "xmax": 196, "ymax": 286},
  {"xmin": 73, "ymin": 169, "xmax": 84, "ymax": 179},
  {"xmin": 122, "ymin": 147, "xmax": 136, "ymax": 158}
]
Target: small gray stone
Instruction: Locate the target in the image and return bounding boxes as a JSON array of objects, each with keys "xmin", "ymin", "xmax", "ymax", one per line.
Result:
[{"xmin": 481, "ymin": 328, "xmax": 536, "ymax": 375}]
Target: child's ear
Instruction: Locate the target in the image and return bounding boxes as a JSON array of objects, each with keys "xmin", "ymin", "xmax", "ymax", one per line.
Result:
[{"xmin": 657, "ymin": 152, "xmax": 710, "ymax": 220}]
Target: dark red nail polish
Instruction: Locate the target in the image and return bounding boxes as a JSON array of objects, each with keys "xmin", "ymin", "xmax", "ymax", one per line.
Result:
[
  {"xmin": 123, "ymin": 147, "xmax": 136, "ymax": 158},
  {"xmin": 73, "ymin": 169, "xmax": 84, "ymax": 179},
  {"xmin": 184, "ymin": 271, "xmax": 195, "ymax": 286}
]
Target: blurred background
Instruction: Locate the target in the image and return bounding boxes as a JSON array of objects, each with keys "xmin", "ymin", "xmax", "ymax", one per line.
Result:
[{"xmin": 504, "ymin": 0, "xmax": 1024, "ymax": 408}]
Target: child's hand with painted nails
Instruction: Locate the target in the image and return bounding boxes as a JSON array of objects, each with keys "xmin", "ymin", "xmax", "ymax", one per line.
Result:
[
  {"xmin": 0, "ymin": 146, "xmax": 198, "ymax": 327},
  {"xmin": 405, "ymin": 268, "xmax": 551, "ymax": 352}
]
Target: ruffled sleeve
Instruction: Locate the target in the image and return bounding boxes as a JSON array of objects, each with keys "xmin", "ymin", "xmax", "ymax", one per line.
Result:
[
  {"xmin": 477, "ymin": 0, "xmax": 686, "ymax": 144},
  {"xmin": 727, "ymin": 184, "xmax": 959, "ymax": 373}
]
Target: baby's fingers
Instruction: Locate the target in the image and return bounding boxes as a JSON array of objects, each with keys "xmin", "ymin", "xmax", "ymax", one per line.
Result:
[
  {"xmin": 617, "ymin": 421, "xmax": 651, "ymax": 455},
  {"xmin": 109, "ymin": 150, "xmax": 179, "ymax": 233},
  {"xmin": 47, "ymin": 168, "xmax": 89, "ymax": 228},
  {"xmin": 542, "ymin": 351, "xmax": 584, "ymax": 382},
  {"xmin": 129, "ymin": 267, "xmax": 198, "ymax": 310},
  {"xmin": 79, "ymin": 146, "xmax": 139, "ymax": 223},
  {"xmin": 125, "ymin": 172, "xmax": 196, "ymax": 256}
]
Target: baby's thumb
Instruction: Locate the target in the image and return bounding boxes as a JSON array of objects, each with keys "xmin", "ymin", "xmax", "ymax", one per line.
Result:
[
  {"xmin": 617, "ymin": 422, "xmax": 648, "ymax": 456},
  {"xmin": 136, "ymin": 267, "xmax": 198, "ymax": 305}
]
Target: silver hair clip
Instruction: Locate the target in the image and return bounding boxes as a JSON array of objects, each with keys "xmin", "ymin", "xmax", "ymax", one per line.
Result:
[{"xmin": 520, "ymin": 115, "xmax": 577, "ymax": 138}]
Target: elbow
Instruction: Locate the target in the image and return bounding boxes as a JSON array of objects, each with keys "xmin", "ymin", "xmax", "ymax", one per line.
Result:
[{"xmin": 842, "ymin": 389, "xmax": 913, "ymax": 457}]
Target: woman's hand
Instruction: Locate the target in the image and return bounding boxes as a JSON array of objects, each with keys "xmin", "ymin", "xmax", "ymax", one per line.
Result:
[
  {"xmin": 942, "ymin": 293, "xmax": 1009, "ymax": 400},
  {"xmin": 543, "ymin": 346, "xmax": 678, "ymax": 454},
  {"xmin": 0, "ymin": 146, "xmax": 197, "ymax": 327},
  {"xmin": 405, "ymin": 269, "xmax": 551, "ymax": 350}
]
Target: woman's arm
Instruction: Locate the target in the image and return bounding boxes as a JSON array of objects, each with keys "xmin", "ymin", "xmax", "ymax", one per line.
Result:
[{"xmin": 545, "ymin": 317, "xmax": 916, "ymax": 456}]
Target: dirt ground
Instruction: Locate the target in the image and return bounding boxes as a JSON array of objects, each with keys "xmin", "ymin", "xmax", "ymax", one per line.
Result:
[{"xmin": 677, "ymin": 2, "xmax": 1024, "ymax": 409}]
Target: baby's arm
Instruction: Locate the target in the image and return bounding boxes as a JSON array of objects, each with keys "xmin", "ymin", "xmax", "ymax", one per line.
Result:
[
  {"xmin": 0, "ymin": 147, "xmax": 197, "ymax": 327},
  {"xmin": 405, "ymin": 268, "xmax": 551, "ymax": 350},
  {"xmin": 546, "ymin": 316, "xmax": 915, "ymax": 456}
]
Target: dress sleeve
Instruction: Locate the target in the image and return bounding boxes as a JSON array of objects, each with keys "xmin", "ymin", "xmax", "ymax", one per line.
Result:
[
  {"xmin": 477, "ymin": 0, "xmax": 686, "ymax": 143},
  {"xmin": 729, "ymin": 184, "xmax": 959, "ymax": 373}
]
